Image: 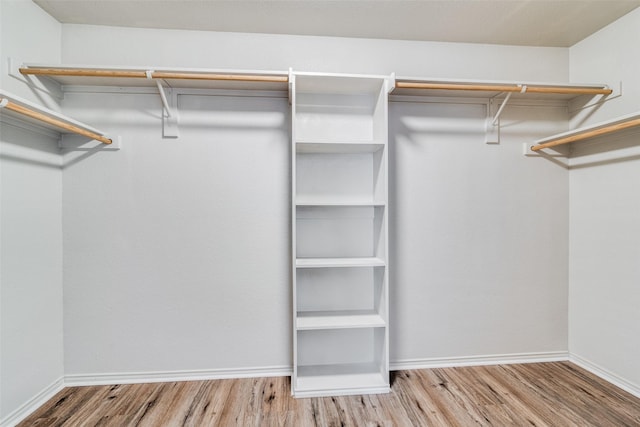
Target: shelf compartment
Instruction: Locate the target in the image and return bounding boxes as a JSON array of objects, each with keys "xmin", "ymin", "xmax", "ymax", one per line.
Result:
[
  {"xmin": 297, "ymin": 265, "xmax": 385, "ymax": 314},
  {"xmin": 294, "ymin": 74, "xmax": 388, "ymax": 144},
  {"xmin": 296, "ymin": 151, "xmax": 386, "ymax": 207},
  {"xmin": 296, "ymin": 328, "xmax": 388, "ymax": 396},
  {"xmin": 296, "ymin": 206, "xmax": 385, "ymax": 259},
  {"xmin": 295, "ymin": 363, "xmax": 389, "ymax": 397},
  {"xmin": 297, "ymin": 310, "xmax": 385, "ymax": 330}
]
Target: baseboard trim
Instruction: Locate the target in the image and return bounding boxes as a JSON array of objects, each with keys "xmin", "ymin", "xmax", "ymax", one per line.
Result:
[
  {"xmin": 569, "ymin": 353, "xmax": 640, "ymax": 398},
  {"xmin": 1, "ymin": 376, "xmax": 64, "ymax": 427},
  {"xmin": 64, "ymin": 365, "xmax": 293, "ymax": 386},
  {"xmin": 390, "ymin": 351, "xmax": 569, "ymax": 371}
]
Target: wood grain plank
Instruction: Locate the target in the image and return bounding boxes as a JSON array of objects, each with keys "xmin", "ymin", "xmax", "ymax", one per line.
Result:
[{"xmin": 18, "ymin": 362, "xmax": 640, "ymax": 427}]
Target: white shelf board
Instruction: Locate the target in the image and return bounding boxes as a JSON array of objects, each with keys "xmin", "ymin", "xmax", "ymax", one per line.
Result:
[
  {"xmin": 392, "ymin": 76, "xmax": 612, "ymax": 101},
  {"xmin": 20, "ymin": 64, "xmax": 289, "ymax": 92},
  {"xmin": 295, "ymin": 363, "xmax": 389, "ymax": 397},
  {"xmin": 296, "ymin": 141, "xmax": 385, "ymax": 153},
  {"xmin": 296, "ymin": 257, "xmax": 386, "ymax": 268},
  {"xmin": 296, "ymin": 310, "xmax": 386, "ymax": 330},
  {"xmin": 296, "ymin": 200, "xmax": 386, "ymax": 207},
  {"xmin": 533, "ymin": 111, "xmax": 640, "ymax": 146},
  {"xmin": 0, "ymin": 90, "xmax": 107, "ymax": 137}
]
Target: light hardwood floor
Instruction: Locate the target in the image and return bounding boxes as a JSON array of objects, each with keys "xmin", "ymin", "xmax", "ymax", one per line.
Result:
[{"xmin": 18, "ymin": 362, "xmax": 640, "ymax": 426}]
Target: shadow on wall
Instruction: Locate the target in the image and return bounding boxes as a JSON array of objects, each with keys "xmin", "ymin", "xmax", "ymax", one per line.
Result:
[
  {"xmin": 569, "ymin": 128, "xmax": 640, "ymax": 170},
  {"xmin": 0, "ymin": 121, "xmax": 118, "ymax": 170}
]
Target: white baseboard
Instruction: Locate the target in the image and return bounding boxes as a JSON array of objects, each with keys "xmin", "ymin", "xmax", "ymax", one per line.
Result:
[
  {"xmin": 64, "ymin": 365, "xmax": 293, "ymax": 387},
  {"xmin": 63, "ymin": 353, "xmax": 571, "ymax": 387},
  {"xmin": 569, "ymin": 353, "xmax": 640, "ymax": 398},
  {"xmin": 390, "ymin": 351, "xmax": 569, "ymax": 371},
  {"xmin": 0, "ymin": 377, "xmax": 64, "ymax": 427}
]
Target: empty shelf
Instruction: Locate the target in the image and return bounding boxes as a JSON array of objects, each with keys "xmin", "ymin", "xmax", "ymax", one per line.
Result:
[
  {"xmin": 296, "ymin": 141, "xmax": 385, "ymax": 153},
  {"xmin": 296, "ymin": 257, "xmax": 386, "ymax": 268},
  {"xmin": 296, "ymin": 363, "xmax": 389, "ymax": 397},
  {"xmin": 296, "ymin": 199, "xmax": 386, "ymax": 207},
  {"xmin": 296, "ymin": 310, "xmax": 386, "ymax": 330},
  {"xmin": 531, "ymin": 111, "xmax": 640, "ymax": 151}
]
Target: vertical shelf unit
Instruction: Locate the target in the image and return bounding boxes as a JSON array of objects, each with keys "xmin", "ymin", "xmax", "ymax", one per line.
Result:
[{"xmin": 291, "ymin": 71, "xmax": 393, "ymax": 398}]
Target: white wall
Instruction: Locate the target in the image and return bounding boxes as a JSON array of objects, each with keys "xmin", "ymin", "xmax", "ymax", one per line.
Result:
[
  {"xmin": 390, "ymin": 101, "xmax": 569, "ymax": 363},
  {"xmin": 0, "ymin": 0, "xmax": 62, "ymax": 110},
  {"xmin": 0, "ymin": 0, "xmax": 64, "ymax": 423},
  {"xmin": 57, "ymin": 24, "xmax": 572, "ymax": 378},
  {"xmin": 568, "ymin": 7, "xmax": 640, "ymax": 393},
  {"xmin": 61, "ymin": 24, "xmax": 568, "ymax": 82},
  {"xmin": 61, "ymin": 92, "xmax": 291, "ymax": 376}
]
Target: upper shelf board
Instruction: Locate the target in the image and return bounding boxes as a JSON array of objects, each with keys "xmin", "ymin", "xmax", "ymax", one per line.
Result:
[
  {"xmin": 20, "ymin": 64, "xmax": 611, "ymax": 102},
  {"xmin": 0, "ymin": 90, "xmax": 110, "ymax": 143},
  {"xmin": 392, "ymin": 76, "xmax": 612, "ymax": 101},
  {"xmin": 20, "ymin": 64, "xmax": 289, "ymax": 92},
  {"xmin": 531, "ymin": 111, "xmax": 640, "ymax": 151}
]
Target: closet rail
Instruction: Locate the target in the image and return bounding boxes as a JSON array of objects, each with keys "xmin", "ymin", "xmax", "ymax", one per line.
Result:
[
  {"xmin": 531, "ymin": 113, "xmax": 640, "ymax": 151},
  {"xmin": 0, "ymin": 96, "xmax": 112, "ymax": 145},
  {"xmin": 20, "ymin": 66, "xmax": 611, "ymax": 96},
  {"xmin": 394, "ymin": 81, "xmax": 613, "ymax": 96},
  {"xmin": 19, "ymin": 67, "xmax": 289, "ymax": 83}
]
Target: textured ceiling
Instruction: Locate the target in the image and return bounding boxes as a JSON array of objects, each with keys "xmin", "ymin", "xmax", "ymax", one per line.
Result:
[{"xmin": 33, "ymin": 0, "xmax": 640, "ymax": 47}]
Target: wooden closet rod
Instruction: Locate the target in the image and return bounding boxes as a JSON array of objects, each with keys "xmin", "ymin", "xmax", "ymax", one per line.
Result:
[
  {"xmin": 21, "ymin": 67, "xmax": 613, "ymax": 95},
  {"xmin": 19, "ymin": 67, "xmax": 288, "ymax": 83},
  {"xmin": 395, "ymin": 81, "xmax": 612, "ymax": 96},
  {"xmin": 531, "ymin": 117, "xmax": 640, "ymax": 151},
  {"xmin": 0, "ymin": 97, "xmax": 112, "ymax": 144}
]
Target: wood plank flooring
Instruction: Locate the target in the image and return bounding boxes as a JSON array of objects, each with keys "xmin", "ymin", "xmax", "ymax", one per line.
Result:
[{"xmin": 18, "ymin": 362, "xmax": 640, "ymax": 426}]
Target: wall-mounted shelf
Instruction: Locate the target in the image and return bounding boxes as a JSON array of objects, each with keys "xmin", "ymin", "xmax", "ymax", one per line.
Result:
[
  {"xmin": 392, "ymin": 77, "xmax": 612, "ymax": 101},
  {"xmin": 18, "ymin": 62, "xmax": 614, "ymax": 146},
  {"xmin": 531, "ymin": 112, "xmax": 640, "ymax": 152},
  {"xmin": 18, "ymin": 64, "xmax": 289, "ymax": 92},
  {"xmin": 0, "ymin": 90, "xmax": 112, "ymax": 145},
  {"xmin": 19, "ymin": 63, "xmax": 611, "ymax": 102}
]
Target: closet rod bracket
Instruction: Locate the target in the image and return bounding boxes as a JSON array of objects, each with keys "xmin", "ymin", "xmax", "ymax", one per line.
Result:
[
  {"xmin": 485, "ymin": 86, "xmax": 525, "ymax": 144},
  {"xmin": 147, "ymin": 70, "xmax": 179, "ymax": 138}
]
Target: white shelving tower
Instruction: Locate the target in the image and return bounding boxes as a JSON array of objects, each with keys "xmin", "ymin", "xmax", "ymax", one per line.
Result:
[{"xmin": 291, "ymin": 71, "xmax": 393, "ymax": 398}]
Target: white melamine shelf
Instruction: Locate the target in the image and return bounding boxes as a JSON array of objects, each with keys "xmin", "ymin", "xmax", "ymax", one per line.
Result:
[
  {"xmin": 531, "ymin": 111, "xmax": 640, "ymax": 151},
  {"xmin": 391, "ymin": 76, "xmax": 613, "ymax": 101},
  {"xmin": 296, "ymin": 200, "xmax": 385, "ymax": 207},
  {"xmin": 292, "ymin": 71, "xmax": 390, "ymax": 398},
  {"xmin": 19, "ymin": 63, "xmax": 289, "ymax": 92},
  {"xmin": 296, "ymin": 257, "xmax": 386, "ymax": 268},
  {"xmin": 296, "ymin": 363, "xmax": 389, "ymax": 397},
  {"xmin": 0, "ymin": 90, "xmax": 110, "ymax": 143},
  {"xmin": 296, "ymin": 310, "xmax": 386, "ymax": 330},
  {"xmin": 296, "ymin": 141, "xmax": 385, "ymax": 153}
]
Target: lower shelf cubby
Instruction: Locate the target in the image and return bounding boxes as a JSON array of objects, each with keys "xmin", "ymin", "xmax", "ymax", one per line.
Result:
[{"xmin": 295, "ymin": 327, "xmax": 388, "ymax": 397}]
